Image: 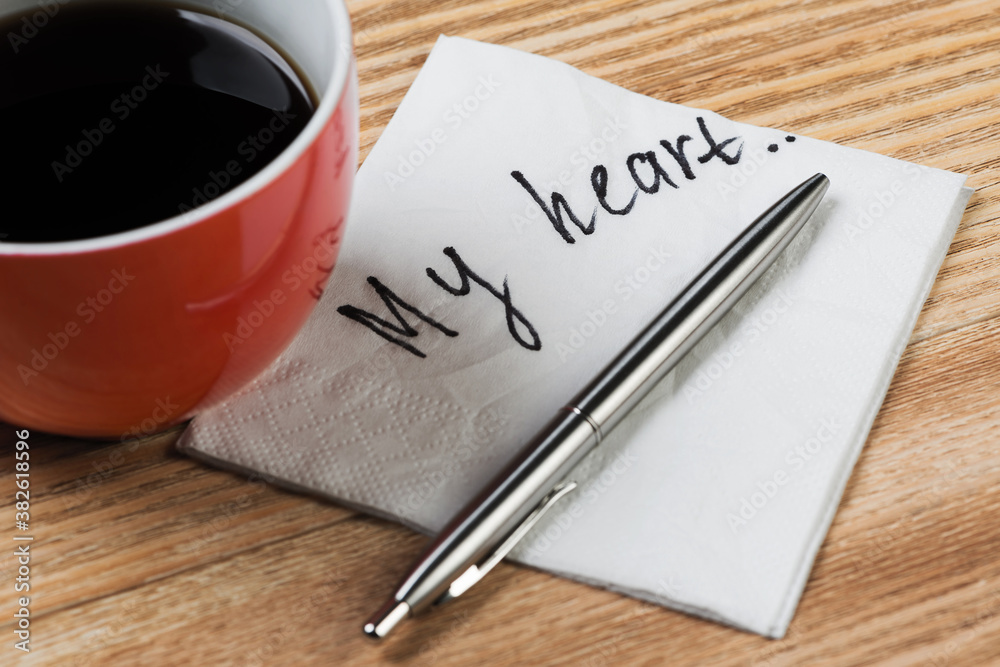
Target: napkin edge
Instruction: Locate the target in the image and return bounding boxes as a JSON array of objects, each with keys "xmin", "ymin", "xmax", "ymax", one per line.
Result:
[
  {"xmin": 177, "ymin": 438, "xmax": 440, "ymax": 536},
  {"xmin": 767, "ymin": 183, "xmax": 974, "ymax": 638}
]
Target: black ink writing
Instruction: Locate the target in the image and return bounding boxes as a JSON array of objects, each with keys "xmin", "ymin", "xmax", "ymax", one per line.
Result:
[
  {"xmin": 337, "ymin": 116, "xmax": 771, "ymax": 359},
  {"xmin": 338, "ymin": 247, "xmax": 539, "ymax": 358},
  {"xmin": 511, "ymin": 170, "xmax": 596, "ymax": 244},
  {"xmin": 511, "ymin": 116, "xmax": 745, "ymax": 244},
  {"xmin": 659, "ymin": 135, "xmax": 696, "ymax": 180},
  {"xmin": 627, "ymin": 151, "xmax": 679, "ymax": 193},
  {"xmin": 336, "ymin": 277, "xmax": 458, "ymax": 358},
  {"xmin": 696, "ymin": 116, "xmax": 742, "ymax": 165},
  {"xmin": 426, "ymin": 247, "xmax": 541, "ymax": 352},
  {"xmin": 591, "ymin": 164, "xmax": 638, "ymax": 216}
]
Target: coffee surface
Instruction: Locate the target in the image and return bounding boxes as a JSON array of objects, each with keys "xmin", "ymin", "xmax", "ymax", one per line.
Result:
[{"xmin": 1, "ymin": 2, "xmax": 315, "ymax": 243}]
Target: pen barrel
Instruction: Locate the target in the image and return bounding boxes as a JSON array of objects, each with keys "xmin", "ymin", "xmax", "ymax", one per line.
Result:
[
  {"xmin": 396, "ymin": 408, "xmax": 599, "ymax": 613},
  {"xmin": 571, "ymin": 173, "xmax": 829, "ymax": 433}
]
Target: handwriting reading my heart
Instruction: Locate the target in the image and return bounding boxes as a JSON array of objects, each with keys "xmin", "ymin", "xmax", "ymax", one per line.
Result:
[{"xmin": 337, "ymin": 116, "xmax": 763, "ymax": 359}]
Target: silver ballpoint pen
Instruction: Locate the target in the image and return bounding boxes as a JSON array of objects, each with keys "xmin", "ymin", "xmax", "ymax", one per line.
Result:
[{"xmin": 364, "ymin": 173, "xmax": 830, "ymax": 638}]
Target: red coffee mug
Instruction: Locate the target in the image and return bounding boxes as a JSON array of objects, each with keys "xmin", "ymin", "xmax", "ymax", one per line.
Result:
[{"xmin": 0, "ymin": 0, "xmax": 358, "ymax": 438}]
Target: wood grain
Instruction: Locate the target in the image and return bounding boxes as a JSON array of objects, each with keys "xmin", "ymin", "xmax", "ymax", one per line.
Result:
[{"xmin": 4, "ymin": 0, "xmax": 1000, "ymax": 664}]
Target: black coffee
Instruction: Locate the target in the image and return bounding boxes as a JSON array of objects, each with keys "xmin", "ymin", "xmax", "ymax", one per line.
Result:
[{"xmin": 0, "ymin": 2, "xmax": 315, "ymax": 243}]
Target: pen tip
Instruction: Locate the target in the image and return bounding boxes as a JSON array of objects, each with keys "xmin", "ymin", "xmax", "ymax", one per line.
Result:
[
  {"xmin": 809, "ymin": 172, "xmax": 830, "ymax": 191},
  {"xmin": 363, "ymin": 599, "xmax": 411, "ymax": 640}
]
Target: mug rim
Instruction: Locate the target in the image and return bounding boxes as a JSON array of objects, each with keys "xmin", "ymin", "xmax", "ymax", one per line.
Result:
[{"xmin": 0, "ymin": 0, "xmax": 353, "ymax": 258}]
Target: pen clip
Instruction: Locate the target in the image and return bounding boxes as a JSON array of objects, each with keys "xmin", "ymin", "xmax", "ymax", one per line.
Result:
[{"xmin": 438, "ymin": 481, "xmax": 578, "ymax": 604}]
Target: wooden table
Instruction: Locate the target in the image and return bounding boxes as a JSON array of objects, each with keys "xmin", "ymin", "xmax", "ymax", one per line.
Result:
[{"xmin": 4, "ymin": 0, "xmax": 1000, "ymax": 664}]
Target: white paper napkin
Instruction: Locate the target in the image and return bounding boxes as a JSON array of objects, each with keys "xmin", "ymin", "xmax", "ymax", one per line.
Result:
[{"xmin": 178, "ymin": 36, "xmax": 971, "ymax": 637}]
